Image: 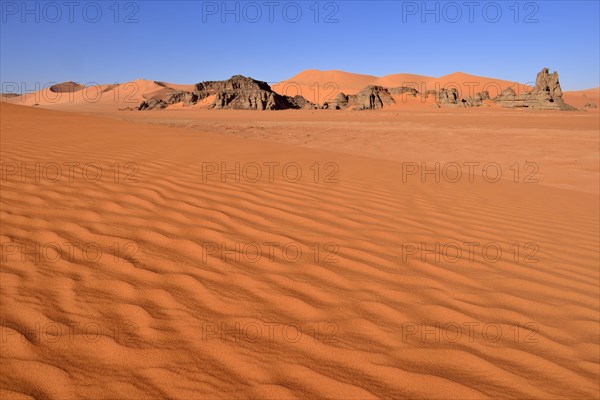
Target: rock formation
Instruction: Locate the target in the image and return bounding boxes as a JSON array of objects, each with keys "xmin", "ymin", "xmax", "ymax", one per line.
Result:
[
  {"xmin": 348, "ymin": 86, "xmax": 394, "ymax": 110},
  {"xmin": 49, "ymin": 81, "xmax": 85, "ymax": 93},
  {"xmin": 322, "ymin": 92, "xmax": 349, "ymax": 110},
  {"xmin": 138, "ymin": 75, "xmax": 314, "ymax": 111},
  {"xmin": 495, "ymin": 87, "xmax": 517, "ymax": 102},
  {"xmin": 137, "ymin": 68, "xmax": 577, "ymax": 111},
  {"xmin": 388, "ymin": 87, "xmax": 419, "ymax": 97},
  {"xmin": 287, "ymin": 95, "xmax": 317, "ymax": 109},
  {"xmin": 138, "ymin": 98, "xmax": 168, "ymax": 110},
  {"xmin": 322, "ymin": 86, "xmax": 416, "ymax": 110},
  {"xmin": 492, "ymin": 68, "xmax": 576, "ymax": 110},
  {"xmin": 437, "ymin": 88, "xmax": 461, "ymax": 106},
  {"xmin": 426, "ymin": 68, "xmax": 576, "ymax": 110},
  {"xmin": 464, "ymin": 91, "xmax": 490, "ymax": 107}
]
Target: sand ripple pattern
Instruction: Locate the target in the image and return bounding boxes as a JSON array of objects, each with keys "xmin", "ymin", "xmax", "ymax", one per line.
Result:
[{"xmin": 1, "ymin": 105, "xmax": 598, "ymax": 399}]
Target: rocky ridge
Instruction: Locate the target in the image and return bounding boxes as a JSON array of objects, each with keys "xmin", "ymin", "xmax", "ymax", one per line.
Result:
[
  {"xmin": 139, "ymin": 75, "xmax": 315, "ymax": 110},
  {"xmin": 137, "ymin": 69, "xmax": 578, "ymax": 111}
]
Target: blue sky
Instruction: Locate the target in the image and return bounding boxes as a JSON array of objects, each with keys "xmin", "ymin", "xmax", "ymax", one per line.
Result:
[{"xmin": 1, "ymin": 1, "xmax": 599, "ymax": 90}]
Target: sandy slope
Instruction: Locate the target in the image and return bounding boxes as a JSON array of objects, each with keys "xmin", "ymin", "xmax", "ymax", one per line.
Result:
[
  {"xmin": 563, "ymin": 87, "xmax": 600, "ymax": 110},
  {"xmin": 272, "ymin": 70, "xmax": 535, "ymax": 104},
  {"xmin": 2, "ymin": 80, "xmax": 195, "ymax": 112},
  {"xmin": 1, "ymin": 103, "xmax": 599, "ymax": 399}
]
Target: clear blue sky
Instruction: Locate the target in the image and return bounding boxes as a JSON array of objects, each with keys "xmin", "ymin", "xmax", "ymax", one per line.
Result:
[{"xmin": 1, "ymin": 0, "xmax": 598, "ymax": 90}]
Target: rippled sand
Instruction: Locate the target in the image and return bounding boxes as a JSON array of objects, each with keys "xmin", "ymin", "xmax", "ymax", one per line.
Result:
[{"xmin": 1, "ymin": 103, "xmax": 598, "ymax": 399}]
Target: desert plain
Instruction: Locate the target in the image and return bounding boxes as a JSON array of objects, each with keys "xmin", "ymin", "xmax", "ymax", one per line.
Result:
[{"xmin": 0, "ymin": 70, "xmax": 599, "ymax": 399}]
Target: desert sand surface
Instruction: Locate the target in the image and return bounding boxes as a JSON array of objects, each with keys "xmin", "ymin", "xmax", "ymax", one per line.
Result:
[
  {"xmin": 563, "ymin": 87, "xmax": 600, "ymax": 110},
  {"xmin": 96, "ymin": 107, "xmax": 600, "ymax": 194},
  {"xmin": 1, "ymin": 102, "xmax": 598, "ymax": 399}
]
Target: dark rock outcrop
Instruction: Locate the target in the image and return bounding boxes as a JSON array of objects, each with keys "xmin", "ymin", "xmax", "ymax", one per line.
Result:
[
  {"xmin": 138, "ymin": 98, "xmax": 168, "ymax": 110},
  {"xmin": 388, "ymin": 87, "xmax": 419, "ymax": 97},
  {"xmin": 213, "ymin": 88, "xmax": 285, "ymax": 110},
  {"xmin": 49, "ymin": 81, "xmax": 85, "ymax": 93},
  {"xmin": 584, "ymin": 102, "xmax": 597, "ymax": 109},
  {"xmin": 431, "ymin": 88, "xmax": 490, "ymax": 108},
  {"xmin": 322, "ymin": 92, "xmax": 349, "ymax": 110},
  {"xmin": 323, "ymin": 86, "xmax": 402, "ymax": 110},
  {"xmin": 437, "ymin": 88, "xmax": 460, "ymax": 106},
  {"xmin": 195, "ymin": 75, "xmax": 271, "ymax": 93},
  {"xmin": 165, "ymin": 91, "xmax": 202, "ymax": 106},
  {"xmin": 287, "ymin": 95, "xmax": 317, "ymax": 109},
  {"xmin": 348, "ymin": 86, "xmax": 395, "ymax": 110},
  {"xmin": 138, "ymin": 75, "xmax": 314, "ymax": 111},
  {"xmin": 465, "ymin": 91, "xmax": 491, "ymax": 107}
]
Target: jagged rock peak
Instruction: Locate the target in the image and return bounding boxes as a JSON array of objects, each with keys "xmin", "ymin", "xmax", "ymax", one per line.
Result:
[{"xmin": 532, "ymin": 67, "xmax": 563, "ymax": 98}]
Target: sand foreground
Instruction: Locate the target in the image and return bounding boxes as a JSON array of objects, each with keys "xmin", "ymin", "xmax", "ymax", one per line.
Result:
[{"xmin": 1, "ymin": 103, "xmax": 599, "ymax": 399}]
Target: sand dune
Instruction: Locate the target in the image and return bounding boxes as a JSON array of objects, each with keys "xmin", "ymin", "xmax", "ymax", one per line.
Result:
[
  {"xmin": 273, "ymin": 70, "xmax": 535, "ymax": 104},
  {"xmin": 3, "ymin": 80, "xmax": 195, "ymax": 112},
  {"xmin": 563, "ymin": 87, "xmax": 600, "ymax": 110},
  {"xmin": 1, "ymin": 103, "xmax": 598, "ymax": 399}
]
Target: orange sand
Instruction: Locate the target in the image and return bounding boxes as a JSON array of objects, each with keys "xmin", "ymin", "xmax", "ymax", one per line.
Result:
[{"xmin": 0, "ymin": 102, "xmax": 598, "ymax": 399}]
